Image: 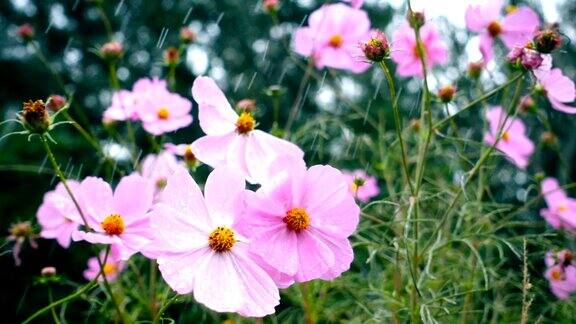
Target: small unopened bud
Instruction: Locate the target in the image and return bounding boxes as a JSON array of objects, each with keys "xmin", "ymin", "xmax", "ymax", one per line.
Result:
[
  {"xmin": 183, "ymin": 146, "xmax": 198, "ymax": 168},
  {"xmin": 21, "ymin": 100, "xmax": 50, "ymax": 134},
  {"xmin": 46, "ymin": 95, "xmax": 67, "ymax": 112},
  {"xmin": 41, "ymin": 267, "xmax": 57, "ymax": 277},
  {"xmin": 179, "ymin": 27, "xmax": 196, "ymax": 44},
  {"xmin": 361, "ymin": 30, "xmax": 390, "ymax": 63},
  {"xmin": 263, "ymin": 0, "xmax": 279, "ymax": 13},
  {"xmin": 534, "ymin": 172, "xmax": 545, "ymax": 183},
  {"xmin": 519, "ymin": 96, "xmax": 536, "ymax": 113},
  {"xmin": 17, "ymin": 24, "xmax": 34, "ymax": 42},
  {"xmin": 100, "ymin": 41, "xmax": 123, "ymax": 61},
  {"xmin": 9, "ymin": 221, "xmax": 34, "ymax": 239},
  {"xmin": 438, "ymin": 85, "xmax": 456, "ymax": 103},
  {"xmin": 506, "ymin": 45, "xmax": 543, "ymax": 70},
  {"xmin": 236, "ymin": 99, "xmax": 257, "ymax": 112},
  {"xmin": 534, "ymin": 24, "xmax": 562, "ymax": 54},
  {"xmin": 407, "ymin": 10, "xmax": 425, "ymax": 30},
  {"xmin": 265, "ymin": 85, "xmax": 283, "ymax": 97},
  {"xmin": 409, "ymin": 119, "xmax": 421, "ymax": 132},
  {"xmin": 163, "ymin": 47, "xmax": 180, "ymax": 65},
  {"xmin": 468, "ymin": 61, "xmax": 483, "ymax": 79},
  {"xmin": 541, "ymin": 131, "xmax": 556, "ymax": 146}
]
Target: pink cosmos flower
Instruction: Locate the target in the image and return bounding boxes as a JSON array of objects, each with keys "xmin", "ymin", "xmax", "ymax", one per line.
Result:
[
  {"xmin": 540, "ymin": 178, "xmax": 576, "ymax": 231},
  {"xmin": 342, "ymin": 0, "xmax": 363, "ymax": 9},
  {"xmin": 191, "ymin": 76, "xmax": 303, "ymax": 184},
  {"xmin": 7, "ymin": 221, "xmax": 38, "ymax": 266},
  {"xmin": 483, "ymin": 106, "xmax": 534, "ymax": 169},
  {"xmin": 342, "ymin": 169, "xmax": 379, "ymax": 203},
  {"xmin": 37, "ymin": 181, "xmax": 82, "ymax": 248},
  {"xmin": 535, "ymin": 68, "xmax": 576, "ymax": 114},
  {"xmin": 83, "ymin": 245, "xmax": 126, "ymax": 282},
  {"xmin": 293, "ymin": 3, "xmax": 371, "ymax": 73},
  {"xmin": 72, "ymin": 174, "xmax": 155, "ymax": 260},
  {"xmin": 145, "ymin": 166, "xmax": 280, "ymax": 317},
  {"xmin": 390, "ymin": 22, "xmax": 448, "ymax": 78},
  {"xmin": 465, "ymin": 1, "xmax": 540, "ymax": 62},
  {"xmin": 545, "ymin": 250, "xmax": 576, "ymax": 300},
  {"xmin": 238, "ymin": 157, "xmax": 360, "ymax": 285},
  {"xmin": 140, "ymin": 151, "xmax": 183, "ymax": 197},
  {"xmin": 103, "ymin": 90, "xmax": 140, "ymax": 122}
]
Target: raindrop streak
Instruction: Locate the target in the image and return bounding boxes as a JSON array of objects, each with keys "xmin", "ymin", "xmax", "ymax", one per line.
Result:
[
  {"xmin": 72, "ymin": 0, "xmax": 80, "ymax": 11},
  {"xmin": 352, "ymin": 139, "xmax": 361, "ymax": 159},
  {"xmin": 114, "ymin": 0, "xmax": 125, "ymax": 16},
  {"xmin": 215, "ymin": 13, "xmax": 225, "ymax": 26},
  {"xmin": 157, "ymin": 28, "xmax": 170, "ymax": 48},
  {"xmin": 234, "ymin": 73, "xmax": 245, "ymax": 92},
  {"xmin": 319, "ymin": 71, "xmax": 327, "ymax": 89},
  {"xmin": 299, "ymin": 15, "xmax": 308, "ymax": 27},
  {"xmin": 247, "ymin": 72, "xmax": 258, "ymax": 90},
  {"xmin": 44, "ymin": 21, "xmax": 53, "ymax": 34},
  {"xmin": 363, "ymin": 100, "xmax": 373, "ymax": 125},
  {"xmin": 262, "ymin": 41, "xmax": 270, "ymax": 61},
  {"xmin": 373, "ymin": 79, "xmax": 382, "ymax": 100},
  {"xmin": 38, "ymin": 156, "xmax": 48, "ymax": 174},
  {"xmin": 182, "ymin": 7, "xmax": 193, "ymax": 25},
  {"xmin": 277, "ymin": 65, "xmax": 288, "ymax": 84},
  {"xmin": 76, "ymin": 163, "xmax": 83, "ymax": 180},
  {"xmin": 63, "ymin": 38, "xmax": 74, "ymax": 53}
]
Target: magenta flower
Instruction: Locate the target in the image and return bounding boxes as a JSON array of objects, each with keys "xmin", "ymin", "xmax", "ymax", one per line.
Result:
[
  {"xmin": 342, "ymin": 169, "xmax": 379, "ymax": 203},
  {"xmin": 72, "ymin": 174, "xmax": 155, "ymax": 260},
  {"xmin": 145, "ymin": 166, "xmax": 280, "ymax": 317},
  {"xmin": 140, "ymin": 151, "xmax": 183, "ymax": 196},
  {"xmin": 83, "ymin": 245, "xmax": 126, "ymax": 282},
  {"xmin": 239, "ymin": 157, "xmax": 360, "ymax": 284},
  {"xmin": 465, "ymin": 1, "xmax": 540, "ymax": 62},
  {"xmin": 540, "ymin": 178, "xmax": 576, "ymax": 231},
  {"xmin": 535, "ymin": 68, "xmax": 576, "ymax": 114},
  {"xmin": 37, "ymin": 181, "xmax": 82, "ymax": 248},
  {"xmin": 545, "ymin": 250, "xmax": 576, "ymax": 300},
  {"xmin": 483, "ymin": 106, "xmax": 534, "ymax": 169},
  {"xmin": 293, "ymin": 3, "xmax": 371, "ymax": 73},
  {"xmin": 390, "ymin": 22, "xmax": 448, "ymax": 78},
  {"xmin": 191, "ymin": 76, "xmax": 303, "ymax": 184}
]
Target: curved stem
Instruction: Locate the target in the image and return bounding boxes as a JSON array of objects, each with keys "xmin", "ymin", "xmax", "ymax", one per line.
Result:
[{"xmin": 48, "ymin": 288, "xmax": 61, "ymax": 324}]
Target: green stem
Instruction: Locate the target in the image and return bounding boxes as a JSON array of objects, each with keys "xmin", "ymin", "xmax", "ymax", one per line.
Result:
[
  {"xmin": 150, "ymin": 260, "xmax": 158, "ymax": 319},
  {"xmin": 108, "ymin": 62, "xmax": 120, "ymax": 90},
  {"xmin": 168, "ymin": 64, "xmax": 177, "ymax": 91},
  {"xmin": 96, "ymin": 3, "xmax": 114, "ymax": 39},
  {"xmin": 300, "ymin": 283, "xmax": 316, "ymax": 324},
  {"xmin": 152, "ymin": 295, "xmax": 179, "ymax": 324},
  {"xmin": 284, "ymin": 60, "xmax": 314, "ymax": 136},
  {"xmin": 22, "ymin": 281, "xmax": 98, "ymax": 324},
  {"xmin": 48, "ymin": 288, "xmax": 61, "ymax": 324},
  {"xmin": 379, "ymin": 61, "xmax": 414, "ymax": 195}
]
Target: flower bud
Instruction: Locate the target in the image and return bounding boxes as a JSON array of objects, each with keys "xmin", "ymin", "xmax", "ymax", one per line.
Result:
[
  {"xmin": 534, "ymin": 24, "xmax": 562, "ymax": 54},
  {"xmin": 46, "ymin": 95, "xmax": 67, "ymax": 112},
  {"xmin": 21, "ymin": 100, "xmax": 50, "ymax": 134},
  {"xmin": 361, "ymin": 30, "xmax": 390, "ymax": 63},
  {"xmin": 17, "ymin": 24, "xmax": 34, "ymax": 42},
  {"xmin": 41, "ymin": 267, "xmax": 57, "ymax": 277},
  {"xmin": 9, "ymin": 221, "xmax": 34, "ymax": 239},
  {"xmin": 100, "ymin": 41, "xmax": 124, "ymax": 61},
  {"xmin": 438, "ymin": 85, "xmax": 456, "ymax": 104},
  {"xmin": 518, "ymin": 96, "xmax": 536, "ymax": 113},
  {"xmin": 263, "ymin": 0, "xmax": 279, "ymax": 13},
  {"xmin": 179, "ymin": 27, "xmax": 196, "ymax": 44},
  {"xmin": 409, "ymin": 119, "xmax": 420, "ymax": 132},
  {"xmin": 541, "ymin": 131, "xmax": 556, "ymax": 146},
  {"xmin": 163, "ymin": 47, "xmax": 180, "ymax": 66},
  {"xmin": 468, "ymin": 61, "xmax": 483, "ymax": 79},
  {"xmin": 265, "ymin": 85, "xmax": 283, "ymax": 97},
  {"xmin": 407, "ymin": 10, "xmax": 425, "ymax": 30},
  {"xmin": 236, "ymin": 99, "xmax": 257, "ymax": 112}
]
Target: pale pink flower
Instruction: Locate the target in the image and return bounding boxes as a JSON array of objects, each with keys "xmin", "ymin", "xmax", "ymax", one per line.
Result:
[
  {"xmin": 145, "ymin": 166, "xmax": 280, "ymax": 317},
  {"xmin": 483, "ymin": 106, "xmax": 534, "ymax": 169},
  {"xmin": 293, "ymin": 4, "xmax": 371, "ymax": 73},
  {"xmin": 342, "ymin": 170, "xmax": 379, "ymax": 202},
  {"xmin": 390, "ymin": 22, "xmax": 448, "ymax": 78},
  {"xmin": 540, "ymin": 178, "xmax": 576, "ymax": 231},
  {"xmin": 545, "ymin": 250, "xmax": 576, "ymax": 300},
  {"xmin": 140, "ymin": 151, "xmax": 183, "ymax": 196},
  {"xmin": 190, "ymin": 76, "xmax": 303, "ymax": 184},
  {"xmin": 465, "ymin": 1, "xmax": 540, "ymax": 61},
  {"xmin": 72, "ymin": 174, "xmax": 155, "ymax": 260},
  {"xmin": 238, "ymin": 157, "xmax": 360, "ymax": 285},
  {"xmin": 37, "ymin": 181, "xmax": 82, "ymax": 248},
  {"xmin": 137, "ymin": 86, "xmax": 193, "ymax": 136},
  {"xmin": 535, "ymin": 68, "xmax": 576, "ymax": 114},
  {"xmin": 103, "ymin": 90, "xmax": 140, "ymax": 122},
  {"xmin": 83, "ymin": 245, "xmax": 126, "ymax": 282}
]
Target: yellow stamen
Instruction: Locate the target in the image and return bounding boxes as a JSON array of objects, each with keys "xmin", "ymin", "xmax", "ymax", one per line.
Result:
[
  {"xmin": 235, "ymin": 112, "xmax": 255, "ymax": 134},
  {"xmin": 101, "ymin": 214, "xmax": 125, "ymax": 235},
  {"xmin": 208, "ymin": 227, "xmax": 236, "ymax": 253},
  {"xmin": 329, "ymin": 34, "xmax": 344, "ymax": 48},
  {"xmin": 157, "ymin": 107, "xmax": 170, "ymax": 120},
  {"xmin": 284, "ymin": 208, "xmax": 310, "ymax": 232},
  {"xmin": 487, "ymin": 21, "xmax": 502, "ymax": 37}
]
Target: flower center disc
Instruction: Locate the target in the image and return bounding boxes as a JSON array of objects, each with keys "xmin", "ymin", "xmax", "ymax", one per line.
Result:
[
  {"xmin": 208, "ymin": 227, "xmax": 236, "ymax": 253},
  {"xmin": 501, "ymin": 131, "xmax": 510, "ymax": 142},
  {"xmin": 184, "ymin": 146, "xmax": 196, "ymax": 162},
  {"xmin": 236, "ymin": 112, "xmax": 255, "ymax": 134},
  {"xmin": 101, "ymin": 214, "xmax": 125, "ymax": 235},
  {"xmin": 284, "ymin": 207, "xmax": 310, "ymax": 232},
  {"xmin": 157, "ymin": 107, "xmax": 170, "ymax": 119},
  {"xmin": 551, "ymin": 268, "xmax": 563, "ymax": 281},
  {"xmin": 103, "ymin": 263, "xmax": 117, "ymax": 275},
  {"xmin": 329, "ymin": 34, "xmax": 343, "ymax": 48},
  {"xmin": 487, "ymin": 21, "xmax": 502, "ymax": 37}
]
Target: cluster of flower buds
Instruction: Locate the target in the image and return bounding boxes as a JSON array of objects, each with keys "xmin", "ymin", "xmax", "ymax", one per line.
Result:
[
  {"xmin": 21, "ymin": 100, "xmax": 51, "ymax": 134},
  {"xmin": 361, "ymin": 30, "xmax": 390, "ymax": 63},
  {"xmin": 468, "ymin": 61, "xmax": 484, "ymax": 79},
  {"xmin": 99, "ymin": 41, "xmax": 124, "ymax": 62},
  {"xmin": 507, "ymin": 23, "xmax": 562, "ymax": 70}
]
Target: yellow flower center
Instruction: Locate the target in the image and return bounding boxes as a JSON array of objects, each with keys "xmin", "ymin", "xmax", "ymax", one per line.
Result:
[
  {"xmin": 236, "ymin": 112, "xmax": 255, "ymax": 134},
  {"xmin": 551, "ymin": 267, "xmax": 563, "ymax": 281},
  {"xmin": 208, "ymin": 227, "xmax": 236, "ymax": 253},
  {"xmin": 557, "ymin": 203, "xmax": 568, "ymax": 213},
  {"xmin": 103, "ymin": 262, "xmax": 117, "ymax": 275},
  {"xmin": 501, "ymin": 131, "xmax": 510, "ymax": 142},
  {"xmin": 329, "ymin": 34, "xmax": 344, "ymax": 48},
  {"xmin": 101, "ymin": 214, "xmax": 125, "ymax": 236},
  {"xmin": 487, "ymin": 21, "xmax": 502, "ymax": 37},
  {"xmin": 284, "ymin": 207, "xmax": 310, "ymax": 232},
  {"xmin": 184, "ymin": 145, "xmax": 196, "ymax": 162},
  {"xmin": 157, "ymin": 107, "xmax": 170, "ymax": 120}
]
